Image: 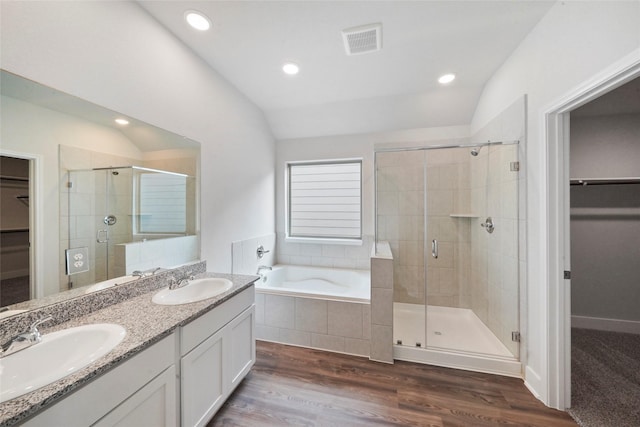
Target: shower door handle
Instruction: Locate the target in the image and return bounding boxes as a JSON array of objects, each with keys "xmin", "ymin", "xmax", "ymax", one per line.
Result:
[
  {"xmin": 96, "ymin": 229, "xmax": 109, "ymax": 243},
  {"xmin": 431, "ymin": 239, "xmax": 438, "ymax": 259}
]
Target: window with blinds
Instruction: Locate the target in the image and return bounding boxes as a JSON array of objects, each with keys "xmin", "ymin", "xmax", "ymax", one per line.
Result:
[{"xmin": 287, "ymin": 160, "xmax": 362, "ymax": 240}]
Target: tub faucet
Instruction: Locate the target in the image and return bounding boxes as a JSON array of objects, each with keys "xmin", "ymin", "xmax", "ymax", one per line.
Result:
[
  {"xmin": 256, "ymin": 265, "xmax": 272, "ymax": 282},
  {"xmin": 0, "ymin": 315, "xmax": 53, "ymax": 358},
  {"xmin": 168, "ymin": 271, "xmax": 195, "ymax": 290}
]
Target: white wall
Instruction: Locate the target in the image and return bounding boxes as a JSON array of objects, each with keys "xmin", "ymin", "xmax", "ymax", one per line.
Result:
[
  {"xmin": 469, "ymin": 1, "xmax": 640, "ymax": 406},
  {"xmin": 0, "ymin": 1, "xmax": 276, "ymax": 273}
]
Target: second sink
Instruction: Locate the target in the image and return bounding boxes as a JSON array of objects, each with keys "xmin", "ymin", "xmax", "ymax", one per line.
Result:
[{"xmin": 152, "ymin": 278, "xmax": 233, "ymax": 305}]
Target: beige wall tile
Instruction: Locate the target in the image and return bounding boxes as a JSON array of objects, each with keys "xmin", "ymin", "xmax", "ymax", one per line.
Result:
[
  {"xmin": 280, "ymin": 328, "xmax": 311, "ymax": 347},
  {"xmin": 256, "ymin": 324, "xmax": 280, "ymax": 342},
  {"xmin": 328, "ymin": 301, "xmax": 363, "ymax": 338},
  {"xmin": 345, "ymin": 338, "xmax": 370, "ymax": 357},
  {"xmin": 311, "ymin": 333, "xmax": 345, "ymax": 353},
  {"xmin": 295, "ymin": 298, "xmax": 328, "ymax": 334},
  {"xmin": 265, "ymin": 295, "xmax": 295, "ymax": 329},
  {"xmin": 370, "ymin": 324, "xmax": 393, "ymax": 363},
  {"xmin": 371, "ymin": 288, "xmax": 393, "ymax": 326}
]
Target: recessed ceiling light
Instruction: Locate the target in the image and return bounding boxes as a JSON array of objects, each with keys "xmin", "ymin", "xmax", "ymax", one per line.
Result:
[
  {"xmin": 185, "ymin": 10, "xmax": 211, "ymax": 31},
  {"xmin": 438, "ymin": 73, "xmax": 456, "ymax": 84},
  {"xmin": 115, "ymin": 118, "xmax": 129, "ymax": 126},
  {"xmin": 282, "ymin": 62, "xmax": 300, "ymax": 75}
]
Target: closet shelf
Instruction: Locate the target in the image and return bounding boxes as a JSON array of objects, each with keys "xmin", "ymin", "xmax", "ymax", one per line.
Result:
[{"xmin": 570, "ymin": 177, "xmax": 640, "ymax": 186}]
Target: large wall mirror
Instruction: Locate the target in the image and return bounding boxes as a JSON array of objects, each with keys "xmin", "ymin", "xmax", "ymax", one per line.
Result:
[{"xmin": 0, "ymin": 70, "xmax": 200, "ymax": 315}]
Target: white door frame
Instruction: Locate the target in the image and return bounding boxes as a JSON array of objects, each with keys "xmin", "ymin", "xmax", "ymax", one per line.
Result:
[
  {"xmin": 0, "ymin": 149, "xmax": 44, "ymax": 300},
  {"xmin": 544, "ymin": 50, "xmax": 640, "ymax": 410}
]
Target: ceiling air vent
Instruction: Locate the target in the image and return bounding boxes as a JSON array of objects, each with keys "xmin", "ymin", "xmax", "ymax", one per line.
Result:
[{"xmin": 342, "ymin": 23, "xmax": 382, "ymax": 56}]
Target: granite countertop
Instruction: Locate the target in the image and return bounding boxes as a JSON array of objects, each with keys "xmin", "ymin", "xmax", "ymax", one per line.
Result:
[{"xmin": 0, "ymin": 272, "xmax": 258, "ymax": 427}]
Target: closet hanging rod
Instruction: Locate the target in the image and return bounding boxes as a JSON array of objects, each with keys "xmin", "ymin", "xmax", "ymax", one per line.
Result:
[{"xmin": 570, "ymin": 177, "xmax": 640, "ymax": 186}]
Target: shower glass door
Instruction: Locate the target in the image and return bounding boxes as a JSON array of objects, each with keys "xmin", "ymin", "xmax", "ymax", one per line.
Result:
[{"xmin": 424, "ymin": 143, "xmax": 520, "ymax": 359}]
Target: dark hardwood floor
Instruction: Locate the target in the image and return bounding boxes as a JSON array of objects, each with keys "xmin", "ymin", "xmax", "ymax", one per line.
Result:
[{"xmin": 210, "ymin": 341, "xmax": 576, "ymax": 426}]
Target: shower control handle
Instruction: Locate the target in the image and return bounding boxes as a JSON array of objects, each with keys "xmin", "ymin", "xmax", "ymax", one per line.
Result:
[
  {"xmin": 431, "ymin": 239, "xmax": 438, "ymax": 259},
  {"xmin": 481, "ymin": 217, "xmax": 495, "ymax": 234}
]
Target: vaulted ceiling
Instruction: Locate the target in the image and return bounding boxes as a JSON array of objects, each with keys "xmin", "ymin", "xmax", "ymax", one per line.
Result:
[{"xmin": 139, "ymin": 1, "xmax": 555, "ymax": 140}]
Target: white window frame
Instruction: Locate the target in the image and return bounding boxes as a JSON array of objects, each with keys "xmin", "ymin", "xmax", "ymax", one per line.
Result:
[{"xmin": 285, "ymin": 158, "xmax": 363, "ymax": 245}]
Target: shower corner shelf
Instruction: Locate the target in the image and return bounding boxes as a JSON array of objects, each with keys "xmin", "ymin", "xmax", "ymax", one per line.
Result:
[{"xmin": 449, "ymin": 213, "xmax": 479, "ymax": 218}]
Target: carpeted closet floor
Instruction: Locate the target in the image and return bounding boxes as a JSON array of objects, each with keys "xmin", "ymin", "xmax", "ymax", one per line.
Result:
[{"xmin": 569, "ymin": 328, "xmax": 640, "ymax": 427}]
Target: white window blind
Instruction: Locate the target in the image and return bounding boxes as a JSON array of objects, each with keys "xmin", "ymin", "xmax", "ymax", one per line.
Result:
[
  {"xmin": 288, "ymin": 161, "xmax": 362, "ymax": 239},
  {"xmin": 138, "ymin": 173, "xmax": 187, "ymax": 233}
]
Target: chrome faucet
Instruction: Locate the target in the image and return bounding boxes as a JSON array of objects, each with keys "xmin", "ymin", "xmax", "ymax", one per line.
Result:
[
  {"xmin": 256, "ymin": 265, "xmax": 272, "ymax": 282},
  {"xmin": 132, "ymin": 267, "xmax": 162, "ymax": 278},
  {"xmin": 0, "ymin": 315, "xmax": 54, "ymax": 358},
  {"xmin": 168, "ymin": 271, "xmax": 195, "ymax": 290}
]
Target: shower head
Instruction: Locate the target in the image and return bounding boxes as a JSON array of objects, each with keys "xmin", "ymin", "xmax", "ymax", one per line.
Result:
[{"xmin": 470, "ymin": 146, "xmax": 483, "ymax": 156}]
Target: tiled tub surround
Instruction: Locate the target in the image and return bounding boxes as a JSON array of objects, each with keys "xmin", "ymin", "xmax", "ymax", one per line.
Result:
[
  {"xmin": 255, "ymin": 293, "xmax": 371, "ymax": 357},
  {"xmin": 0, "ymin": 264, "xmax": 258, "ymax": 426},
  {"xmin": 255, "ymin": 264, "xmax": 371, "ymax": 358},
  {"xmin": 275, "ymin": 232, "xmax": 373, "ymax": 270}
]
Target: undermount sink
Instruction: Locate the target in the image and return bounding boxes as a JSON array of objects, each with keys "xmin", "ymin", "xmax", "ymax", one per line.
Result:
[
  {"xmin": 152, "ymin": 278, "xmax": 233, "ymax": 305},
  {"xmin": 0, "ymin": 323, "xmax": 126, "ymax": 403}
]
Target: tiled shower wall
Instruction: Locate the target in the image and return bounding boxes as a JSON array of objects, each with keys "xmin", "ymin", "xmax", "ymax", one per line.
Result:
[{"xmin": 466, "ymin": 97, "xmax": 525, "ymax": 356}]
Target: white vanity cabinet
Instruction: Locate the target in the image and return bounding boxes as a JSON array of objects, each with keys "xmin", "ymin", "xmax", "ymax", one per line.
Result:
[
  {"xmin": 23, "ymin": 333, "xmax": 177, "ymax": 427},
  {"xmin": 180, "ymin": 286, "xmax": 255, "ymax": 427},
  {"xmin": 17, "ymin": 285, "xmax": 255, "ymax": 427}
]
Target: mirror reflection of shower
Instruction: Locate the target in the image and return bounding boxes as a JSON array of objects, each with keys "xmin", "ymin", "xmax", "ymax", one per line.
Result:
[{"xmin": 66, "ymin": 165, "xmax": 195, "ymax": 288}]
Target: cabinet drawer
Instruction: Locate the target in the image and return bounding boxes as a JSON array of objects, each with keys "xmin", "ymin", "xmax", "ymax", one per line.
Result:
[{"xmin": 180, "ymin": 286, "xmax": 254, "ymax": 356}]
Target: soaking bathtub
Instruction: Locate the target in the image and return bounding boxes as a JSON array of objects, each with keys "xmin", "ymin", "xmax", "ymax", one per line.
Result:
[{"xmin": 255, "ymin": 264, "xmax": 370, "ymax": 303}]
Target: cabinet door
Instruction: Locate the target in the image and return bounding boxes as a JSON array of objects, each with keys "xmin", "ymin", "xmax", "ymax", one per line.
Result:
[
  {"xmin": 181, "ymin": 328, "xmax": 225, "ymax": 427},
  {"xmin": 93, "ymin": 365, "xmax": 177, "ymax": 427},
  {"xmin": 226, "ymin": 305, "xmax": 255, "ymax": 392}
]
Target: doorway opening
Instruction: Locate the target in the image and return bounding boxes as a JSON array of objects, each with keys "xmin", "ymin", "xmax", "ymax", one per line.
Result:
[
  {"xmin": 0, "ymin": 155, "xmax": 31, "ymax": 306},
  {"xmin": 545, "ymin": 54, "xmax": 640, "ymax": 413}
]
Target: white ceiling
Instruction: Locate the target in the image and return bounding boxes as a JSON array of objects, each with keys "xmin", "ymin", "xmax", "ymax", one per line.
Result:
[{"xmin": 139, "ymin": 1, "xmax": 555, "ymax": 140}]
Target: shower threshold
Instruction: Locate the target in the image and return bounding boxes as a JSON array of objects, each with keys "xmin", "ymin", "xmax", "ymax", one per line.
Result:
[{"xmin": 393, "ymin": 303, "xmax": 522, "ymax": 377}]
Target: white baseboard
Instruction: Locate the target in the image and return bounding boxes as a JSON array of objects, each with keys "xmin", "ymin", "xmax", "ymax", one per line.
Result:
[{"xmin": 572, "ymin": 315, "xmax": 640, "ymax": 335}]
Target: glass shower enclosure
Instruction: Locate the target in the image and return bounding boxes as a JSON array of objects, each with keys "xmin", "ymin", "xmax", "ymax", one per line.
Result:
[{"xmin": 375, "ymin": 141, "xmax": 520, "ymax": 367}]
